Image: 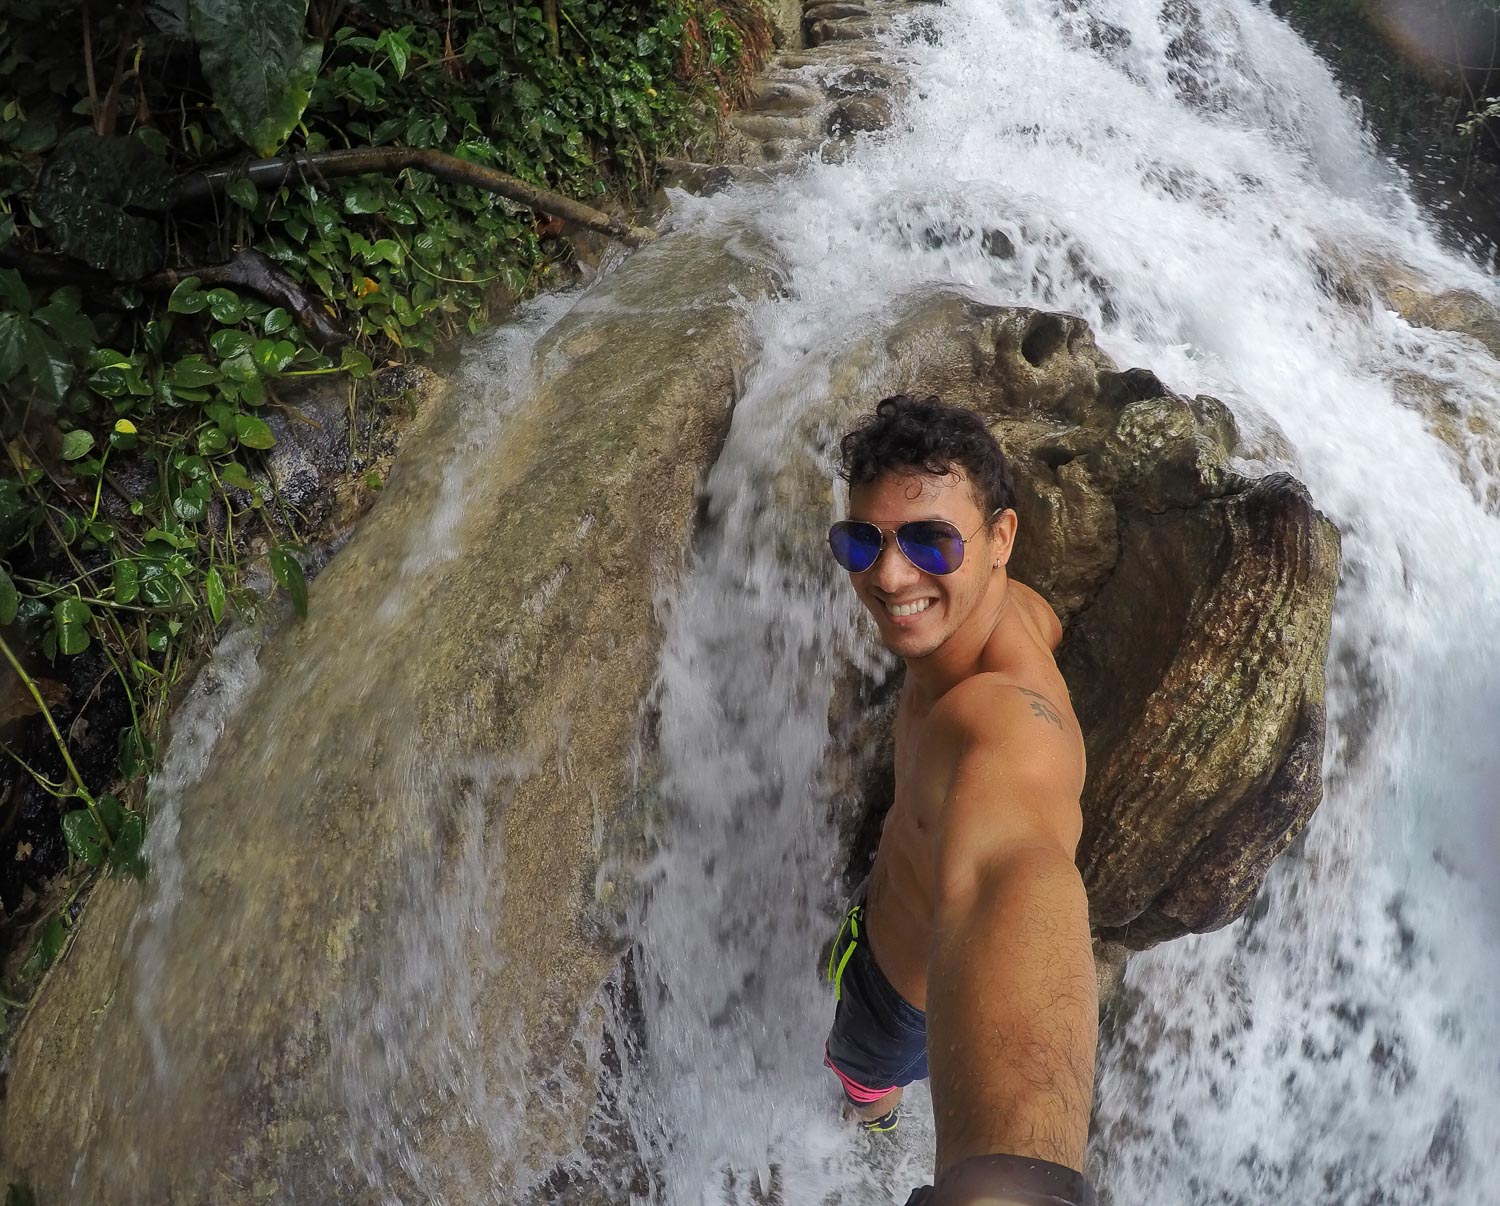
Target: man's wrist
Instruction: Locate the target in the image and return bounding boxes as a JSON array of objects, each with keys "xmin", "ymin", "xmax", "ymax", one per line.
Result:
[{"xmin": 904, "ymin": 1153, "xmax": 1098, "ymax": 1206}]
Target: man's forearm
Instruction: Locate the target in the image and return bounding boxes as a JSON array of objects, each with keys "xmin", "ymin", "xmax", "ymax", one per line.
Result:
[{"xmin": 925, "ymin": 846, "xmax": 1098, "ymax": 1175}]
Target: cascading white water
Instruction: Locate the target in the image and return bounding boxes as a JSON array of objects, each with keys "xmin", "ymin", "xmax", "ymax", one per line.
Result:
[
  {"xmin": 56, "ymin": 1, "xmax": 1498, "ymax": 1200},
  {"xmin": 613, "ymin": 0, "xmax": 1500, "ymax": 1202}
]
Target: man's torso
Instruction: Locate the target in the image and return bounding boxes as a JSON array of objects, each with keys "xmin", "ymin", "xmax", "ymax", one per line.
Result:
[{"xmin": 862, "ymin": 581, "xmax": 1084, "ymax": 1010}]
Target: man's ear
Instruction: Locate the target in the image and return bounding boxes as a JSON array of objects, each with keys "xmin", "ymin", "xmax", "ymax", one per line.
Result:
[{"xmin": 991, "ymin": 509, "xmax": 1018, "ymax": 568}]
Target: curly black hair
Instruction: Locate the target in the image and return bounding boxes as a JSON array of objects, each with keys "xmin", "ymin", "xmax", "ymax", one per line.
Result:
[{"xmin": 837, "ymin": 394, "xmax": 1016, "ymax": 516}]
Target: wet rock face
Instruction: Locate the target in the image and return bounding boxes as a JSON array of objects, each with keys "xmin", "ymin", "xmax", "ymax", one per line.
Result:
[
  {"xmin": 0, "ymin": 229, "xmax": 784, "ymax": 1204},
  {"xmin": 840, "ymin": 291, "xmax": 1340, "ymax": 953},
  {"xmin": 1058, "ymin": 474, "xmax": 1339, "ymax": 948}
]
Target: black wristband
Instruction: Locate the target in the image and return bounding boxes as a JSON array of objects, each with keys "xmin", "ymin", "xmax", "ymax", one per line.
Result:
[{"xmin": 903, "ymin": 1153, "xmax": 1098, "ymax": 1206}]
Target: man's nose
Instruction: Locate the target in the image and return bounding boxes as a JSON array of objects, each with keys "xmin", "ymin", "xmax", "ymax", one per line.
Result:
[{"xmin": 867, "ymin": 539, "xmax": 919, "ymax": 591}]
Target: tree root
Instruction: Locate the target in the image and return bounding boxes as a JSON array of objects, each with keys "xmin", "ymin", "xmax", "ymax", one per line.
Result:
[
  {"xmin": 172, "ymin": 146, "xmax": 658, "ymax": 247},
  {"xmin": 145, "ymin": 249, "xmax": 350, "ymax": 348}
]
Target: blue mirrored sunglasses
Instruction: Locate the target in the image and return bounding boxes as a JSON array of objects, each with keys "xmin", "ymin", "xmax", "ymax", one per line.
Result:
[{"xmin": 828, "ymin": 509, "xmax": 1003, "ymax": 576}]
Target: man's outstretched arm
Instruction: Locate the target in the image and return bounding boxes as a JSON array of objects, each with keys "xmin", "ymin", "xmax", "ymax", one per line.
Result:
[{"xmin": 923, "ymin": 683, "xmax": 1097, "ymax": 1177}]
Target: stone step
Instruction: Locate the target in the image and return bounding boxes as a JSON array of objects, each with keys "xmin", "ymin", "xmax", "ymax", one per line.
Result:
[
  {"xmin": 807, "ymin": 16, "xmax": 885, "ymax": 46},
  {"xmin": 728, "ymin": 110, "xmax": 822, "ymax": 142},
  {"xmin": 745, "ymin": 77, "xmax": 826, "ymax": 113}
]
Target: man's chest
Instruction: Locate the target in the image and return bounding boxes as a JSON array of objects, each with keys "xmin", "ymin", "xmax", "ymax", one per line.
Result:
[{"xmin": 889, "ymin": 702, "xmax": 951, "ymax": 841}]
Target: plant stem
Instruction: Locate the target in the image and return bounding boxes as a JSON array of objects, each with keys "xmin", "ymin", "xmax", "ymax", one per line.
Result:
[
  {"xmin": 0, "ymin": 633, "xmax": 114, "ymax": 852},
  {"xmin": 0, "ymin": 986, "xmax": 30, "ymax": 1009},
  {"xmin": 0, "ymin": 632, "xmax": 89, "ymax": 796},
  {"xmin": 16, "ymin": 579, "xmax": 189, "ymax": 615}
]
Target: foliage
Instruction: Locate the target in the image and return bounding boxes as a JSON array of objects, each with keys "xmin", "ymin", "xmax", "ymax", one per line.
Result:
[
  {"xmin": 191, "ymin": 0, "xmax": 325, "ymax": 155},
  {"xmin": 0, "ymin": 0, "xmax": 768, "ymax": 1003}
]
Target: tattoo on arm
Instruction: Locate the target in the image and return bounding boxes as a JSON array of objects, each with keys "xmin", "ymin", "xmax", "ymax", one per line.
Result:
[{"xmin": 1017, "ymin": 687, "xmax": 1063, "ymax": 729}]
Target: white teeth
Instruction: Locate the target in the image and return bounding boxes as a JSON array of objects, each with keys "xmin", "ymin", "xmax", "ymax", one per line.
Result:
[{"xmin": 887, "ymin": 599, "xmax": 932, "ymax": 617}]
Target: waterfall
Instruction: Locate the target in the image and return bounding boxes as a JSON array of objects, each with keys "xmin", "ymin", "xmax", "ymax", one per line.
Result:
[
  {"xmin": 16, "ymin": 1, "xmax": 1496, "ymax": 1201},
  {"xmin": 617, "ymin": 0, "xmax": 1500, "ymax": 1201}
]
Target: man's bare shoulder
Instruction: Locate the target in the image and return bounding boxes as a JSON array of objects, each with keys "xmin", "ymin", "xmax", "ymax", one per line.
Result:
[
  {"xmin": 928, "ymin": 673, "xmax": 1085, "ymax": 794},
  {"xmin": 931, "ymin": 672, "xmax": 1078, "ymax": 741},
  {"xmin": 927, "ymin": 674, "xmax": 1086, "ymax": 862}
]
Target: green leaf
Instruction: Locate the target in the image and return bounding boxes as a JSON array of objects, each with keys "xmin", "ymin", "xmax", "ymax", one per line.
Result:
[
  {"xmin": 209, "ymin": 329, "xmax": 254, "ymax": 359},
  {"xmin": 18, "ymin": 915, "xmax": 66, "ymax": 981},
  {"xmin": 96, "ymin": 793, "xmax": 126, "ymax": 836},
  {"xmin": 262, "ymin": 306, "xmax": 292, "ymax": 334},
  {"xmin": 342, "ymin": 185, "xmax": 383, "ymax": 214},
  {"xmin": 226, "ymin": 176, "xmax": 259, "ymax": 209},
  {"xmin": 172, "ymin": 492, "xmax": 208, "ymax": 523},
  {"xmin": 221, "ymin": 461, "xmax": 255, "ymax": 490},
  {"xmin": 0, "ymin": 312, "xmax": 28, "ymax": 382},
  {"xmin": 0, "ymin": 567, "xmax": 17, "ymax": 624},
  {"xmin": 364, "ymin": 238, "xmax": 403, "ymax": 267},
  {"xmin": 110, "ymin": 418, "xmax": 139, "ymax": 451},
  {"xmin": 117, "ymin": 724, "xmax": 152, "ymax": 780},
  {"xmin": 251, "ymin": 338, "xmax": 296, "ymax": 373},
  {"xmin": 138, "ymin": 561, "xmax": 177, "ymax": 607},
  {"xmin": 60, "ymin": 429, "xmax": 95, "ymax": 460},
  {"xmin": 22, "ymin": 329, "xmax": 74, "ymax": 403},
  {"xmin": 171, "ymin": 357, "xmax": 221, "ymax": 387},
  {"xmin": 167, "ymin": 276, "xmax": 207, "ymax": 314},
  {"xmin": 205, "ymin": 566, "xmax": 226, "ymax": 624},
  {"xmin": 113, "ymin": 559, "xmax": 140, "ymax": 604},
  {"xmin": 29, "ymin": 131, "xmax": 171, "ymax": 279},
  {"xmin": 306, "ymin": 264, "xmax": 335, "ymax": 297},
  {"xmin": 269, "ymin": 545, "xmax": 307, "ymax": 617},
  {"xmin": 0, "ymin": 268, "xmax": 30, "ymax": 312},
  {"xmin": 108, "ymin": 811, "xmax": 147, "ymax": 879},
  {"xmin": 53, "ymin": 597, "xmax": 93, "ymax": 655},
  {"xmin": 339, "ymin": 347, "xmax": 373, "ymax": 378},
  {"xmin": 10, "ymin": 117, "xmax": 57, "ymax": 154},
  {"xmin": 378, "ymin": 29, "xmax": 409, "ymax": 78},
  {"xmin": 206, "ymin": 289, "xmax": 245, "ymax": 324},
  {"xmin": 35, "ymin": 298, "xmax": 97, "ymax": 349},
  {"xmin": 198, "ymin": 426, "xmax": 230, "ymax": 455},
  {"xmin": 192, "ymin": 0, "xmax": 323, "ymax": 155},
  {"xmin": 219, "ymin": 351, "xmax": 258, "ymax": 382},
  {"xmin": 62, "ymin": 808, "xmax": 107, "ymax": 867},
  {"xmin": 234, "ymin": 413, "xmax": 276, "ymax": 449}
]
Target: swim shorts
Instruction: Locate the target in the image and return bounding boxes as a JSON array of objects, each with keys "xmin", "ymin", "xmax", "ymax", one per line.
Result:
[
  {"xmin": 903, "ymin": 1153, "xmax": 1098, "ymax": 1205},
  {"xmin": 823, "ymin": 901, "xmax": 928, "ymax": 1106}
]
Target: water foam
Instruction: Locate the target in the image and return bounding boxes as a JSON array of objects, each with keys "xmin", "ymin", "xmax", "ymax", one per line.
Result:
[{"xmin": 621, "ymin": 0, "xmax": 1500, "ymax": 1201}]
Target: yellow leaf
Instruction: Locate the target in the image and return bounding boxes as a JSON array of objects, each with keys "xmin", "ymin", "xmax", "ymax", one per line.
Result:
[{"xmin": 114, "ymin": 418, "xmax": 137, "ymax": 434}]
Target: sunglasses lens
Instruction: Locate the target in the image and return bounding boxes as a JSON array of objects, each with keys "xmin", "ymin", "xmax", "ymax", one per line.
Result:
[
  {"xmin": 898, "ymin": 521, "xmax": 965, "ymax": 575},
  {"xmin": 829, "ymin": 521, "xmax": 882, "ymax": 572}
]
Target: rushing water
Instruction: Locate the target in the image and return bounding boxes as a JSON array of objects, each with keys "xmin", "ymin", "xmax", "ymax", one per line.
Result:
[
  {"xmin": 39, "ymin": 0, "xmax": 1499, "ymax": 1201},
  {"xmin": 609, "ymin": 0, "xmax": 1500, "ymax": 1202}
]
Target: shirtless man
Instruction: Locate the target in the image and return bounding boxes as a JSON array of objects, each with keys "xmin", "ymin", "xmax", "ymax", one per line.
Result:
[{"xmin": 821, "ymin": 395, "xmax": 1099, "ymax": 1206}]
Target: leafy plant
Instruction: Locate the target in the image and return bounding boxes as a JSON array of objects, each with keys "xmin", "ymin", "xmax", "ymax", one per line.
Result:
[
  {"xmin": 191, "ymin": 0, "xmax": 325, "ymax": 156},
  {"xmin": 0, "ymin": 0, "xmax": 773, "ymax": 1002}
]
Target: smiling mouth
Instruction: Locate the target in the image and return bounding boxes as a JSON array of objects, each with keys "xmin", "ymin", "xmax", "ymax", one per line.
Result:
[{"xmin": 883, "ymin": 598, "xmax": 933, "ymax": 618}]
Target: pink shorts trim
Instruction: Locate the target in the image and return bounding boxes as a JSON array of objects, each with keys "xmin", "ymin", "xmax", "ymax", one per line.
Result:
[{"xmin": 824, "ymin": 1046, "xmax": 893, "ymax": 1105}]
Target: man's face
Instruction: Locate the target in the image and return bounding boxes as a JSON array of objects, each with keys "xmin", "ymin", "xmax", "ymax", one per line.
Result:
[{"xmin": 843, "ymin": 470, "xmax": 1012, "ymax": 661}]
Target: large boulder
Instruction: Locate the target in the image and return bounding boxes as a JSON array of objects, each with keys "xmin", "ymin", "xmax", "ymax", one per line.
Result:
[{"xmin": 0, "ymin": 229, "xmax": 783, "ymax": 1204}]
